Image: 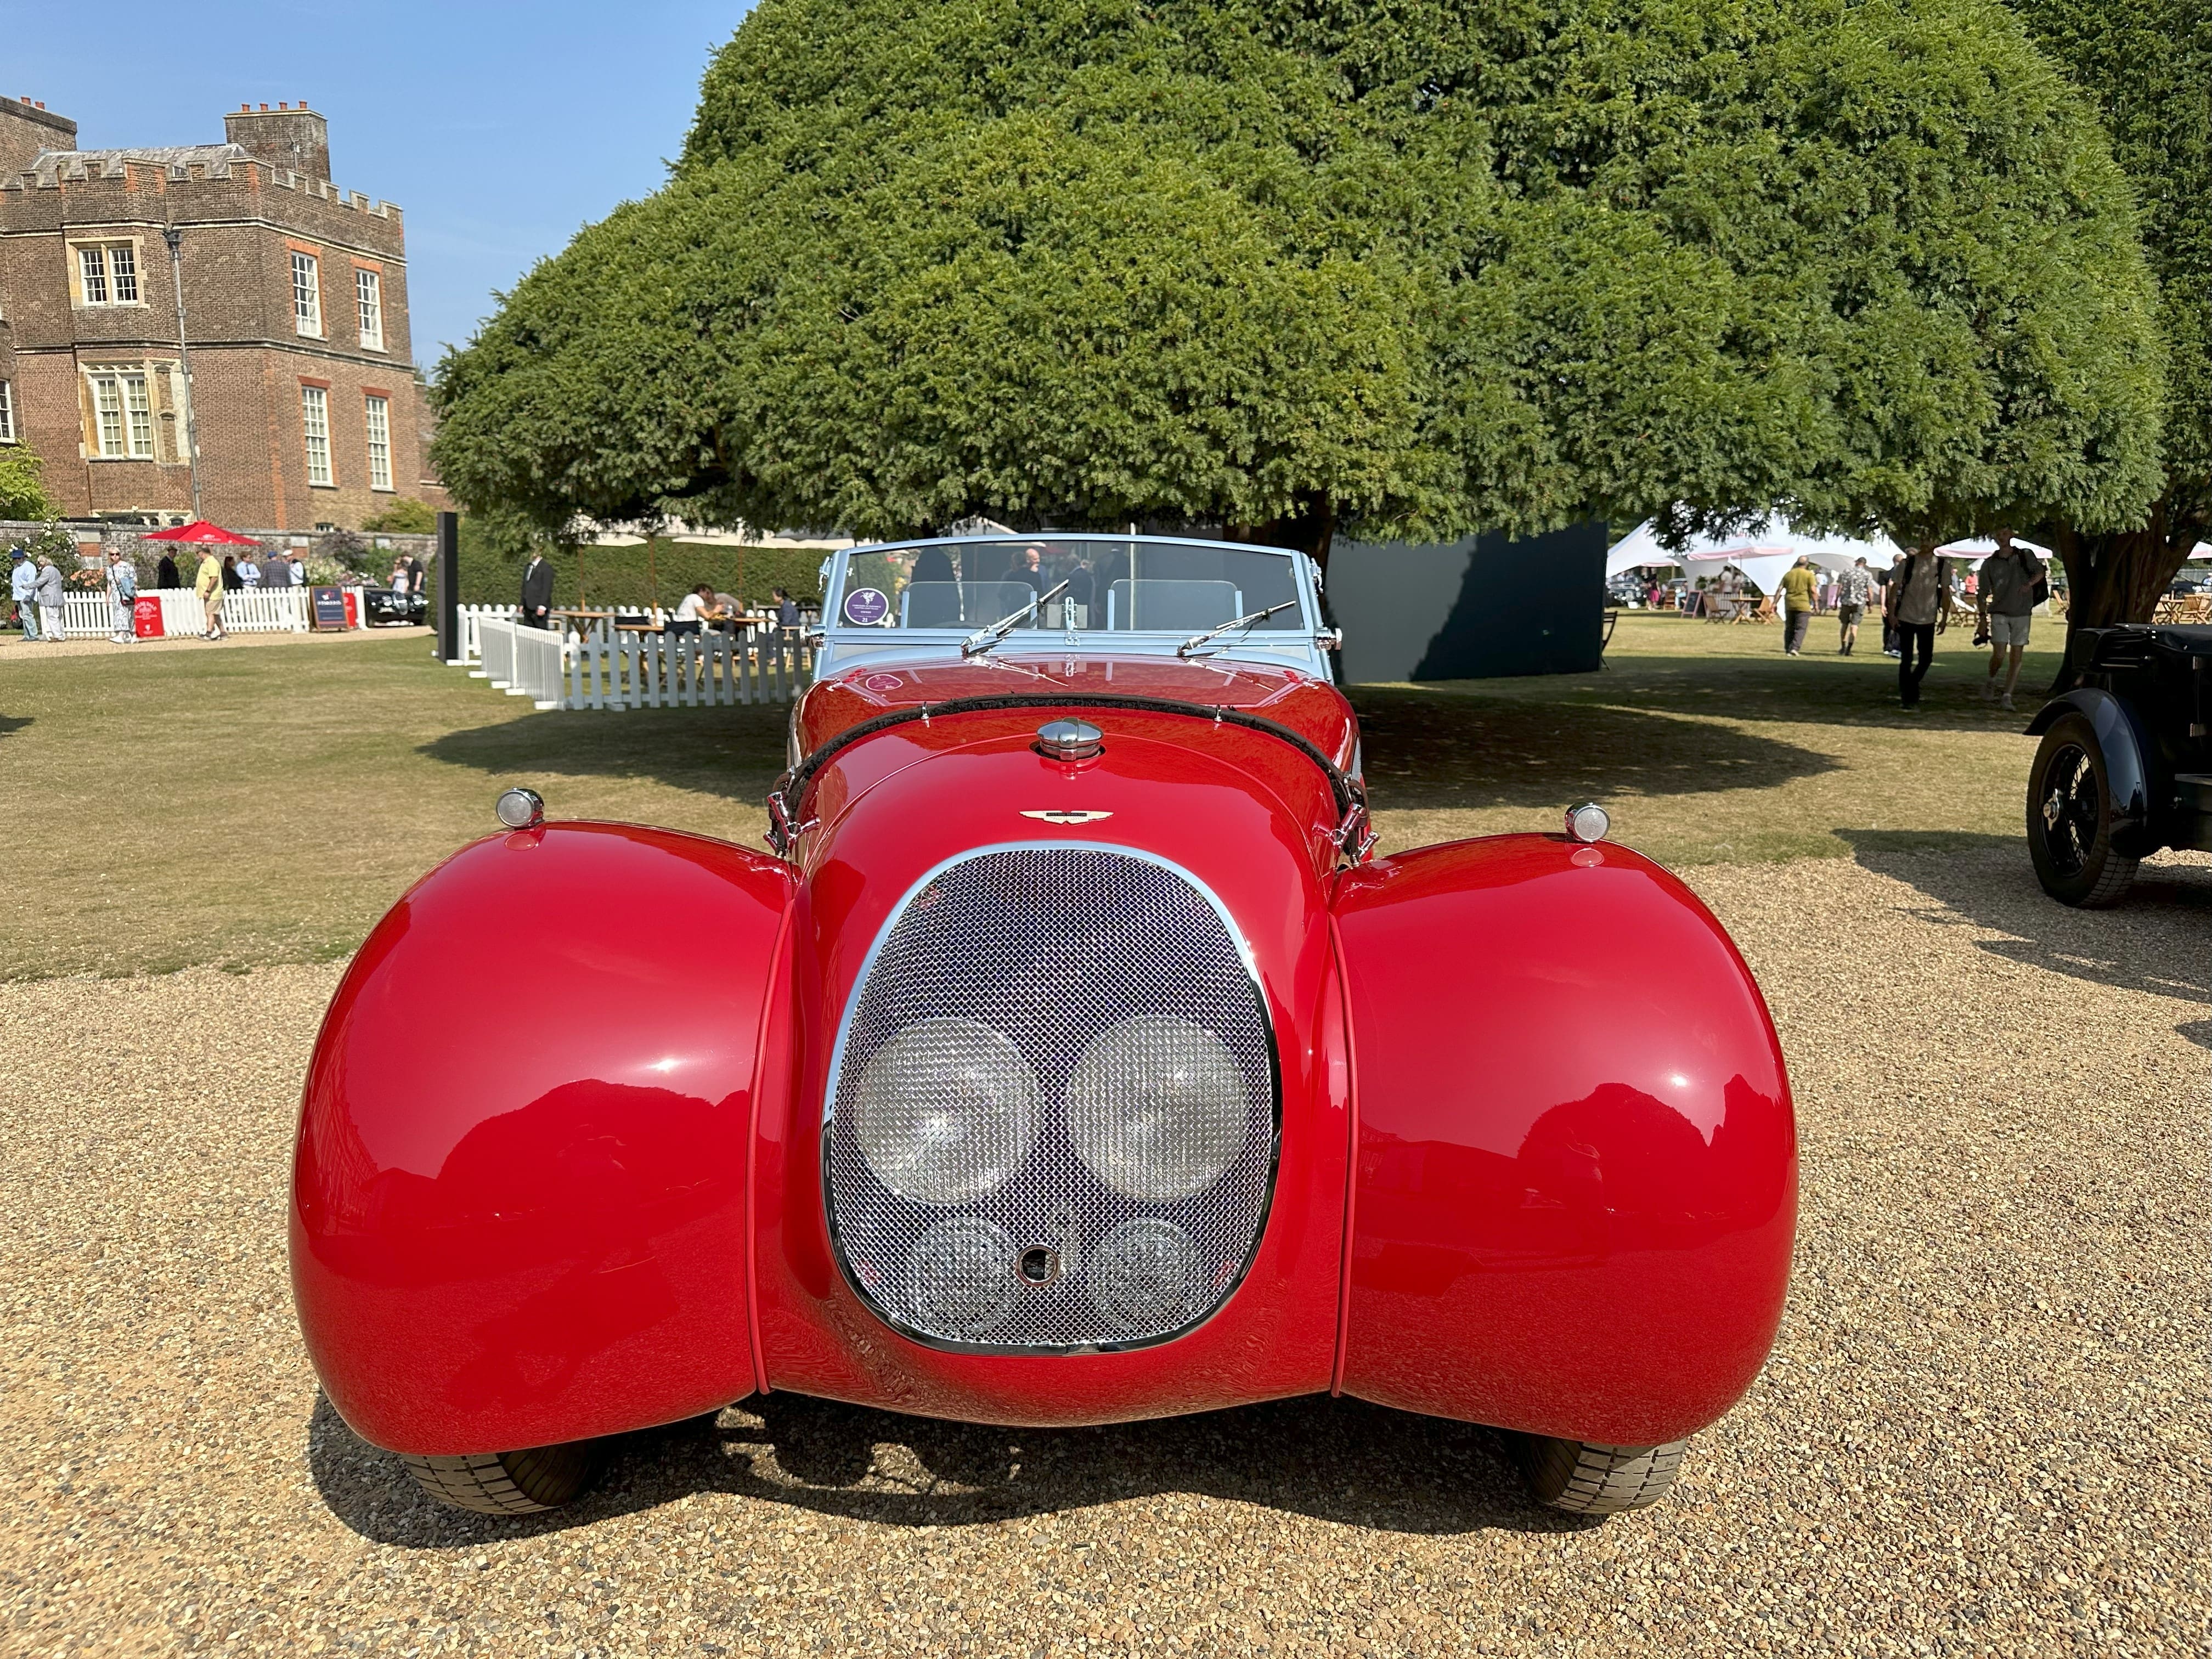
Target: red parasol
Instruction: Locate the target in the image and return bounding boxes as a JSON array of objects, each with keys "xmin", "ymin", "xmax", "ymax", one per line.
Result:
[{"xmin": 141, "ymin": 520, "xmax": 262, "ymax": 545}]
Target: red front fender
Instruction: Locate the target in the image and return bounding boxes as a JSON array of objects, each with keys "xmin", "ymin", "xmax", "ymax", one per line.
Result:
[
  {"xmin": 1331, "ymin": 835, "xmax": 1796, "ymax": 1447},
  {"xmin": 291, "ymin": 824, "xmax": 796, "ymax": 1455}
]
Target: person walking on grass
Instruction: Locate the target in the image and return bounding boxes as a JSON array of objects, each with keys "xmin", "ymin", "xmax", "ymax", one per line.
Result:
[
  {"xmin": 155, "ymin": 550, "xmax": 180, "ymax": 590},
  {"xmin": 9, "ymin": 548, "xmax": 37, "ymax": 641},
  {"xmin": 33, "ymin": 552, "xmax": 65, "ymax": 643},
  {"xmin": 1885, "ymin": 542, "xmax": 1952, "ymax": 710},
  {"xmin": 195, "ymin": 547, "xmax": 227, "ymax": 640},
  {"xmin": 1779, "ymin": 556, "xmax": 1818, "ymax": 656},
  {"xmin": 1836, "ymin": 556, "xmax": 1873, "ymax": 654},
  {"xmin": 1977, "ymin": 529, "xmax": 2044, "ymax": 713},
  {"xmin": 106, "ymin": 549, "xmax": 138, "ymax": 644}
]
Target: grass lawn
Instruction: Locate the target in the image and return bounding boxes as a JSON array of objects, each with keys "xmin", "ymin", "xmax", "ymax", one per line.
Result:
[
  {"xmin": 0, "ymin": 612, "xmax": 2068, "ymax": 981},
  {"xmin": 1361, "ymin": 608, "xmax": 2064, "ymax": 866}
]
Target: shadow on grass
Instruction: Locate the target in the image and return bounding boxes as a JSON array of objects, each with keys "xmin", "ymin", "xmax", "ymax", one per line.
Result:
[
  {"xmin": 1350, "ymin": 686, "xmax": 1839, "ymax": 811},
  {"xmin": 1429, "ymin": 634, "xmax": 2066, "ymax": 734},
  {"xmin": 417, "ymin": 703, "xmax": 792, "ymax": 802},
  {"xmin": 0, "ymin": 714, "xmax": 28, "ymax": 742},
  {"xmin": 308, "ymin": 1389, "xmax": 1589, "ymax": 1549},
  {"xmin": 1839, "ymin": 829, "xmax": 2212, "ymax": 1011}
]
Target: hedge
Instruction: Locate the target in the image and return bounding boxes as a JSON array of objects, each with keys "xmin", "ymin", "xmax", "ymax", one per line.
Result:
[{"xmin": 455, "ymin": 528, "xmax": 829, "ymax": 611}]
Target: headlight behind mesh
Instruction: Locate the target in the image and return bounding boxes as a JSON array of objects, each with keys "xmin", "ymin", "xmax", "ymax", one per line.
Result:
[
  {"xmin": 1065, "ymin": 1014, "xmax": 1248, "ymax": 1201},
  {"xmin": 851, "ymin": 1017, "xmax": 1039, "ymax": 1204}
]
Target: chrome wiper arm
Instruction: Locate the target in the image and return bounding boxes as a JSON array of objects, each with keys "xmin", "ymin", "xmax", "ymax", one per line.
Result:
[
  {"xmin": 1177, "ymin": 600, "xmax": 1299, "ymax": 657},
  {"xmin": 961, "ymin": 579, "xmax": 1070, "ymax": 657}
]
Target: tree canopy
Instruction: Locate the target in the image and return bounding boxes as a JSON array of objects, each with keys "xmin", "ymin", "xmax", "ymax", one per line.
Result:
[
  {"xmin": 0, "ymin": 445, "xmax": 57, "ymax": 523},
  {"xmin": 2007, "ymin": 0, "xmax": 2209, "ymax": 631},
  {"xmin": 433, "ymin": 0, "xmax": 2166, "ymax": 562}
]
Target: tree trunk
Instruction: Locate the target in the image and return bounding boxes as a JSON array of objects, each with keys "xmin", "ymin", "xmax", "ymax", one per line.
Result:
[
  {"xmin": 2051, "ymin": 493, "xmax": 2193, "ymax": 689},
  {"xmin": 1227, "ymin": 491, "xmax": 1336, "ymax": 575}
]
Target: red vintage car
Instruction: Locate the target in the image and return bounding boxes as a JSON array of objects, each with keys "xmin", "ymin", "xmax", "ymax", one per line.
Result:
[{"xmin": 292, "ymin": 534, "xmax": 1795, "ymax": 1520}]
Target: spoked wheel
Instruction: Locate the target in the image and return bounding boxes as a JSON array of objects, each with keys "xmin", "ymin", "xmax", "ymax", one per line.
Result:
[
  {"xmin": 399, "ymin": 1442, "xmax": 603, "ymax": 1515},
  {"xmin": 2027, "ymin": 713, "xmax": 2137, "ymax": 907},
  {"xmin": 1514, "ymin": 1434, "xmax": 1689, "ymax": 1515}
]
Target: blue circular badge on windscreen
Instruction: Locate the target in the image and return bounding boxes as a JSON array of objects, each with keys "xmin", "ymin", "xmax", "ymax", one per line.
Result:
[{"xmin": 843, "ymin": 587, "xmax": 890, "ymax": 626}]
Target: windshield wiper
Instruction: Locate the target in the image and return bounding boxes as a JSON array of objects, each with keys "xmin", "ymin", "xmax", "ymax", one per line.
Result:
[
  {"xmin": 1177, "ymin": 600, "xmax": 1299, "ymax": 657},
  {"xmin": 961, "ymin": 579, "xmax": 1069, "ymax": 657}
]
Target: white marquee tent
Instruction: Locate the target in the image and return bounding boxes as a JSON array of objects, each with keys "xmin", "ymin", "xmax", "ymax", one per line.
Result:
[
  {"xmin": 1936, "ymin": 535, "xmax": 2056, "ymax": 561},
  {"xmin": 1606, "ymin": 514, "xmax": 1906, "ymax": 597}
]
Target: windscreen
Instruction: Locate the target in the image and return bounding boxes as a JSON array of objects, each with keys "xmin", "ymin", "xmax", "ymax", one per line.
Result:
[{"xmin": 832, "ymin": 539, "xmax": 1305, "ymax": 635}]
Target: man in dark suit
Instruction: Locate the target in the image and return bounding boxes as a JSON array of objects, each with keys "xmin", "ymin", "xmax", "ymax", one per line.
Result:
[{"xmin": 521, "ymin": 551, "xmax": 555, "ymax": 628}]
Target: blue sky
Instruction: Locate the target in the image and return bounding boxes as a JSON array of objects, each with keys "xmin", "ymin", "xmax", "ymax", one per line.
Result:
[{"xmin": 13, "ymin": 1, "xmax": 755, "ymax": 367}]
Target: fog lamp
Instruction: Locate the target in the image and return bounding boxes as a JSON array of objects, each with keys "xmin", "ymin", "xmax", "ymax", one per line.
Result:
[
  {"xmin": 907, "ymin": 1215, "xmax": 1019, "ymax": 1339},
  {"xmin": 1065, "ymin": 1015, "xmax": 1246, "ymax": 1201},
  {"xmin": 851, "ymin": 1018, "xmax": 1039, "ymax": 1204},
  {"xmin": 1090, "ymin": 1217, "xmax": 1205, "ymax": 1336},
  {"xmin": 494, "ymin": 787, "xmax": 544, "ymax": 830},
  {"xmin": 1564, "ymin": 802, "xmax": 1611, "ymax": 844}
]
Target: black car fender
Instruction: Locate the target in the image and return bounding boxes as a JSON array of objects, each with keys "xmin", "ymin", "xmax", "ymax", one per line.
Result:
[{"xmin": 2024, "ymin": 687, "xmax": 2159, "ymax": 855}]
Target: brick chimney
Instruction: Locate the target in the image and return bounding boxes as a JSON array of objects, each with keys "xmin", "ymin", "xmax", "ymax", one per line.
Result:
[
  {"xmin": 224, "ymin": 100, "xmax": 331, "ymax": 180},
  {"xmin": 0, "ymin": 94, "xmax": 76, "ymax": 176}
]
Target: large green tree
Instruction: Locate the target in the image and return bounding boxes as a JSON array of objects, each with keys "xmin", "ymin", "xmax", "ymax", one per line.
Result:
[
  {"xmin": 434, "ymin": 0, "xmax": 2165, "ymax": 570},
  {"xmin": 2008, "ymin": 0, "xmax": 2209, "ymax": 642}
]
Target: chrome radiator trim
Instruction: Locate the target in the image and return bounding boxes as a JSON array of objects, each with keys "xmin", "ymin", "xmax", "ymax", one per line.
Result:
[{"xmin": 820, "ymin": 842, "xmax": 1282, "ymax": 1355}]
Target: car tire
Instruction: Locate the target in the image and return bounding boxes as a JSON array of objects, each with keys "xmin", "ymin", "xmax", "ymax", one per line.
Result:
[
  {"xmin": 2027, "ymin": 713, "xmax": 2138, "ymax": 907},
  {"xmin": 1514, "ymin": 1434, "xmax": 1688, "ymax": 1515},
  {"xmin": 398, "ymin": 1442, "xmax": 603, "ymax": 1515}
]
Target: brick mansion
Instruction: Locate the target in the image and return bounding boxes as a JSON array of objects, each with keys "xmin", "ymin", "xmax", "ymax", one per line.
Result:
[{"xmin": 0, "ymin": 94, "xmax": 444, "ymax": 531}]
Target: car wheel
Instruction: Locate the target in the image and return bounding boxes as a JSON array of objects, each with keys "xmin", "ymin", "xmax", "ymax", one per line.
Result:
[
  {"xmin": 1514, "ymin": 1434, "xmax": 1688, "ymax": 1515},
  {"xmin": 2027, "ymin": 713, "xmax": 2138, "ymax": 907},
  {"xmin": 398, "ymin": 1442, "xmax": 603, "ymax": 1515}
]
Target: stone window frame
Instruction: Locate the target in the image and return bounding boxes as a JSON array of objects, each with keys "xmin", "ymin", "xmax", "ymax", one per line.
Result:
[
  {"xmin": 69, "ymin": 238, "xmax": 147, "ymax": 308},
  {"xmin": 300, "ymin": 378, "xmax": 335, "ymax": 487},
  {"xmin": 354, "ymin": 263, "xmax": 385, "ymax": 353},
  {"xmin": 289, "ymin": 242, "xmax": 324, "ymax": 338},
  {"xmin": 0, "ymin": 377, "xmax": 15, "ymax": 443},
  {"xmin": 362, "ymin": 390, "xmax": 393, "ymax": 492},
  {"xmin": 81, "ymin": 363, "xmax": 159, "ymax": 461}
]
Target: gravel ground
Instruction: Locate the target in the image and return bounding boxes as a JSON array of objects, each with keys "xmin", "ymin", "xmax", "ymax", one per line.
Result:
[{"xmin": 2, "ymin": 845, "xmax": 2205, "ymax": 1657}]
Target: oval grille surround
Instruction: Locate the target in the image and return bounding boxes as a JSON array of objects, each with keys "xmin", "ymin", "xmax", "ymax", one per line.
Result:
[{"xmin": 823, "ymin": 845, "xmax": 1279, "ymax": 1352}]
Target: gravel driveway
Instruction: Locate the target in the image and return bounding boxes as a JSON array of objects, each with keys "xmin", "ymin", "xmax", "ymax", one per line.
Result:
[{"xmin": 3, "ymin": 847, "xmax": 2205, "ymax": 1657}]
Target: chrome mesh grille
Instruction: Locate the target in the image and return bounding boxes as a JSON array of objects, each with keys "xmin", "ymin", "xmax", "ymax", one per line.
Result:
[{"xmin": 824, "ymin": 847, "xmax": 1277, "ymax": 1351}]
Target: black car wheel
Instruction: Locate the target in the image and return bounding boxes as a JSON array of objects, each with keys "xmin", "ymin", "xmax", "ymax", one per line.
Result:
[
  {"xmin": 399, "ymin": 1441, "xmax": 604, "ymax": 1515},
  {"xmin": 1513, "ymin": 1434, "xmax": 1688, "ymax": 1515},
  {"xmin": 2027, "ymin": 712, "xmax": 2138, "ymax": 907}
]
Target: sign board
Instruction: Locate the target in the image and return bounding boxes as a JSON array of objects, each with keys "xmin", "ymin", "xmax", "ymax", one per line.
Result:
[
  {"xmin": 132, "ymin": 595, "xmax": 165, "ymax": 640},
  {"xmin": 842, "ymin": 586, "xmax": 890, "ymax": 627},
  {"xmin": 311, "ymin": 586, "xmax": 350, "ymax": 631}
]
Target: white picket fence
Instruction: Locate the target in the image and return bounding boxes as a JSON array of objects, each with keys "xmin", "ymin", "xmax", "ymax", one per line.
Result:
[
  {"xmin": 472, "ymin": 617, "xmax": 816, "ymax": 710},
  {"xmin": 456, "ymin": 603, "xmax": 520, "ymax": 664},
  {"xmin": 52, "ymin": 585, "xmax": 316, "ymax": 638}
]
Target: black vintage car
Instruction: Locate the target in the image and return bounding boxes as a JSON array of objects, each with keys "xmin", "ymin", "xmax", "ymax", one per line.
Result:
[
  {"xmin": 2025, "ymin": 624, "xmax": 2212, "ymax": 905},
  {"xmin": 362, "ymin": 585, "xmax": 428, "ymax": 627}
]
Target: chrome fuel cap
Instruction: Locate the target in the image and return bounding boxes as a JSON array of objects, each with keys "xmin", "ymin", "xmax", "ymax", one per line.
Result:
[{"xmin": 1035, "ymin": 719, "xmax": 1104, "ymax": 761}]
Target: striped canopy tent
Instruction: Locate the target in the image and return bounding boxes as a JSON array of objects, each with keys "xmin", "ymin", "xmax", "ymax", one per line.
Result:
[{"xmin": 1607, "ymin": 513, "xmax": 1904, "ymax": 597}]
